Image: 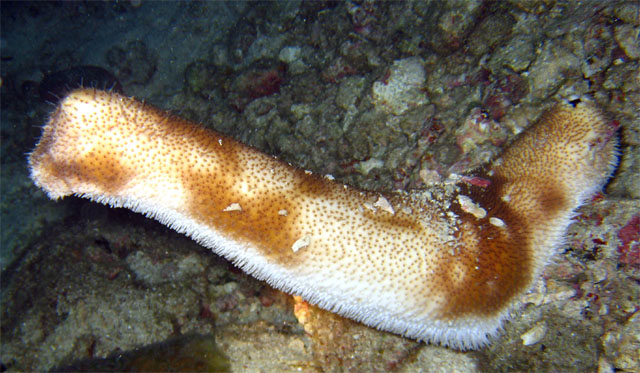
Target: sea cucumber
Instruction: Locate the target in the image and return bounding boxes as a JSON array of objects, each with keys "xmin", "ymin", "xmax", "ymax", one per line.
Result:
[{"xmin": 28, "ymin": 89, "xmax": 618, "ymax": 349}]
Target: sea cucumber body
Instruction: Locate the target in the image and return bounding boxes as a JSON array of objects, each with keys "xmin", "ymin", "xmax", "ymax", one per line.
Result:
[{"xmin": 28, "ymin": 89, "xmax": 618, "ymax": 348}]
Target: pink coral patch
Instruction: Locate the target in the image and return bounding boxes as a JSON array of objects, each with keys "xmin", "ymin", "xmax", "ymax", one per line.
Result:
[{"xmin": 617, "ymin": 214, "xmax": 640, "ymax": 267}]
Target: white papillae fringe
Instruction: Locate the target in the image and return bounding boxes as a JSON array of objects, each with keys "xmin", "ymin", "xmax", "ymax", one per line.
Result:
[{"xmin": 77, "ymin": 191, "xmax": 513, "ymax": 349}]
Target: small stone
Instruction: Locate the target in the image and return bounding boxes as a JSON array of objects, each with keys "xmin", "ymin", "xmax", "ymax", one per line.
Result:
[
  {"xmin": 614, "ymin": 25, "xmax": 640, "ymax": 60},
  {"xmin": 489, "ymin": 217, "xmax": 506, "ymax": 227},
  {"xmin": 278, "ymin": 46, "xmax": 301, "ymax": 63},
  {"xmin": 419, "ymin": 168, "xmax": 441, "ymax": 185},
  {"xmin": 222, "ymin": 282, "xmax": 238, "ymax": 294},
  {"xmin": 374, "ymin": 195, "xmax": 395, "ymax": 215},
  {"xmin": 521, "ymin": 322, "xmax": 547, "ymax": 346},
  {"xmin": 371, "ymin": 57, "xmax": 428, "ymax": 115},
  {"xmin": 287, "ymin": 338, "xmax": 306, "ymax": 354}
]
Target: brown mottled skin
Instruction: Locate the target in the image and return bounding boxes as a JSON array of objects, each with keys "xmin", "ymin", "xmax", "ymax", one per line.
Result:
[{"xmin": 29, "ymin": 89, "xmax": 617, "ymax": 348}]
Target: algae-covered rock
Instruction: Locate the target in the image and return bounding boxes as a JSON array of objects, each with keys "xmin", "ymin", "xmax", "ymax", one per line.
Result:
[
  {"xmin": 371, "ymin": 57, "xmax": 427, "ymax": 115},
  {"xmin": 527, "ymin": 41, "xmax": 580, "ymax": 99},
  {"xmin": 184, "ymin": 60, "xmax": 218, "ymax": 98}
]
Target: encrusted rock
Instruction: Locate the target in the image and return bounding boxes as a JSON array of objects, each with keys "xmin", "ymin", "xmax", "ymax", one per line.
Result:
[
  {"xmin": 527, "ymin": 42, "xmax": 580, "ymax": 99},
  {"xmin": 614, "ymin": 25, "xmax": 640, "ymax": 60},
  {"xmin": 372, "ymin": 57, "xmax": 428, "ymax": 115},
  {"xmin": 488, "ymin": 34, "xmax": 535, "ymax": 73},
  {"xmin": 602, "ymin": 311, "xmax": 640, "ymax": 372}
]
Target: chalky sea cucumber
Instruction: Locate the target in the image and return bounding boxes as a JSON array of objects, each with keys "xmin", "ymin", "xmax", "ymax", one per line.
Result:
[{"xmin": 28, "ymin": 89, "xmax": 618, "ymax": 349}]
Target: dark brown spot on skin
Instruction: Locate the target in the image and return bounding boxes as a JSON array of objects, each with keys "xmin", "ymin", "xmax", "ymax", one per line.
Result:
[{"xmin": 434, "ymin": 175, "xmax": 531, "ymax": 319}]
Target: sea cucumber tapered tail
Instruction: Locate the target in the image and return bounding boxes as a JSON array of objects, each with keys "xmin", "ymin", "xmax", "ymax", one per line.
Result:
[{"xmin": 28, "ymin": 89, "xmax": 618, "ymax": 349}]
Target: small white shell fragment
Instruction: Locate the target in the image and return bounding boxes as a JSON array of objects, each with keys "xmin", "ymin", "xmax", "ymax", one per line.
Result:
[
  {"xmin": 374, "ymin": 195, "xmax": 395, "ymax": 215},
  {"xmin": 223, "ymin": 203, "xmax": 242, "ymax": 212},
  {"xmin": 521, "ymin": 322, "xmax": 547, "ymax": 346},
  {"xmin": 292, "ymin": 235, "xmax": 311, "ymax": 252},
  {"xmin": 489, "ymin": 217, "xmax": 506, "ymax": 227},
  {"xmin": 278, "ymin": 209, "xmax": 288, "ymax": 216},
  {"xmin": 363, "ymin": 202, "xmax": 376, "ymax": 212},
  {"xmin": 218, "ymin": 139, "xmax": 223, "ymax": 146},
  {"xmin": 457, "ymin": 195, "xmax": 487, "ymax": 219},
  {"xmin": 324, "ymin": 174, "xmax": 335, "ymax": 181}
]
